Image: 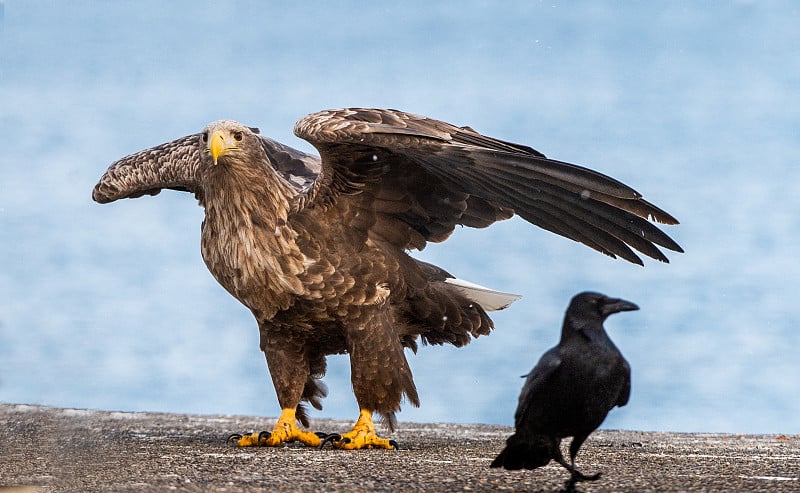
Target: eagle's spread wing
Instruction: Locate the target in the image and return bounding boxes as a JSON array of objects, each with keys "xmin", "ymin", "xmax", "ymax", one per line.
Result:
[
  {"xmin": 295, "ymin": 108, "xmax": 682, "ymax": 264},
  {"xmin": 92, "ymin": 134, "xmax": 203, "ymax": 203}
]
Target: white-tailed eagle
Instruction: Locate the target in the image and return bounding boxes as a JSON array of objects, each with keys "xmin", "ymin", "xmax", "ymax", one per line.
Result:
[{"xmin": 92, "ymin": 108, "xmax": 681, "ymax": 449}]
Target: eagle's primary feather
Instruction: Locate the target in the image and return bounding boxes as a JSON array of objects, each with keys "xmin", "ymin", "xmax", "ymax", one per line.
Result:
[{"xmin": 93, "ymin": 108, "xmax": 681, "ymax": 446}]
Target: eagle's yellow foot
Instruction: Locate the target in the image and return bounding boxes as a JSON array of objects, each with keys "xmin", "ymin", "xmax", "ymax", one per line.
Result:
[
  {"xmin": 322, "ymin": 409, "xmax": 398, "ymax": 450},
  {"xmin": 226, "ymin": 408, "xmax": 323, "ymax": 447}
]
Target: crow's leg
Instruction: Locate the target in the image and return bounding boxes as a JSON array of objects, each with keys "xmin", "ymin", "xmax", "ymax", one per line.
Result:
[{"xmin": 552, "ymin": 436, "xmax": 602, "ymax": 491}]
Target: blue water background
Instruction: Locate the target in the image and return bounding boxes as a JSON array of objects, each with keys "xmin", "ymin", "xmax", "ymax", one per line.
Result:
[{"xmin": 1, "ymin": 1, "xmax": 799, "ymax": 434}]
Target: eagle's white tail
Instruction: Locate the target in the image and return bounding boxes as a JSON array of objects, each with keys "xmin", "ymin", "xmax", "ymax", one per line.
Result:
[{"xmin": 444, "ymin": 278, "xmax": 522, "ymax": 311}]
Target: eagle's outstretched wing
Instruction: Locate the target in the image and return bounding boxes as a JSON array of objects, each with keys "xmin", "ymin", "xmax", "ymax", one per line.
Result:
[
  {"xmin": 295, "ymin": 108, "xmax": 682, "ymax": 264},
  {"xmin": 92, "ymin": 134, "xmax": 203, "ymax": 203}
]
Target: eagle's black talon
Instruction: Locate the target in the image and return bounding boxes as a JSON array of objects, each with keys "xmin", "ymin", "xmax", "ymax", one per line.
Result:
[
  {"xmin": 388, "ymin": 439, "xmax": 399, "ymax": 450},
  {"xmin": 257, "ymin": 431, "xmax": 271, "ymax": 444},
  {"xmin": 320, "ymin": 433, "xmax": 341, "ymax": 448},
  {"xmin": 226, "ymin": 433, "xmax": 243, "ymax": 445},
  {"xmin": 341, "ymin": 437, "xmax": 351, "ymax": 444},
  {"xmin": 315, "ymin": 431, "xmax": 330, "ymax": 448}
]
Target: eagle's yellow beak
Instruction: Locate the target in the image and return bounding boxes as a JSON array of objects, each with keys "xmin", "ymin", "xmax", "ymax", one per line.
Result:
[{"xmin": 209, "ymin": 130, "xmax": 229, "ymax": 165}]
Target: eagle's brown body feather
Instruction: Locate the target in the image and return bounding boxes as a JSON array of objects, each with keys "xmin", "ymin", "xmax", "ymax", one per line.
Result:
[{"xmin": 92, "ymin": 108, "xmax": 681, "ymax": 435}]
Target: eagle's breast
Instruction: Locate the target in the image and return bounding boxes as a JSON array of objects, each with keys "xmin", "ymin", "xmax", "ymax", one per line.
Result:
[{"xmin": 199, "ymin": 183, "xmax": 310, "ymax": 319}]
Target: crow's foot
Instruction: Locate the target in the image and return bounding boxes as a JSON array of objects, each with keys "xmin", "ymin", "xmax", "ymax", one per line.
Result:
[{"xmin": 562, "ymin": 471, "xmax": 602, "ymax": 492}]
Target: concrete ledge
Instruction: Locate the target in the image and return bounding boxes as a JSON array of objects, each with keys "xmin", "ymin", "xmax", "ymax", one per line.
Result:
[{"xmin": 1, "ymin": 403, "xmax": 798, "ymax": 492}]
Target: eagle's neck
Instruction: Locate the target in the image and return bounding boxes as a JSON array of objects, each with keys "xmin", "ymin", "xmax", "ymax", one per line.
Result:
[{"xmin": 199, "ymin": 166, "xmax": 310, "ymax": 319}]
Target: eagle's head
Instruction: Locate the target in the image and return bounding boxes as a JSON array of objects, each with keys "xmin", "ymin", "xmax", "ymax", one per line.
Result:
[{"xmin": 201, "ymin": 120, "xmax": 263, "ymax": 167}]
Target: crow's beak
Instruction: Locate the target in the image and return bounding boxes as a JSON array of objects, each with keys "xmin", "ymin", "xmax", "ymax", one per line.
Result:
[{"xmin": 600, "ymin": 297, "xmax": 639, "ymax": 317}]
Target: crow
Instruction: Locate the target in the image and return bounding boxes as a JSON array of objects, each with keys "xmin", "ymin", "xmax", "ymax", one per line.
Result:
[{"xmin": 491, "ymin": 291, "xmax": 636, "ymax": 491}]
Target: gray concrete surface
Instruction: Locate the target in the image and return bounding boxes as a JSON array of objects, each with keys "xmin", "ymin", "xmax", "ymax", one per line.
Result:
[{"xmin": 0, "ymin": 403, "xmax": 798, "ymax": 492}]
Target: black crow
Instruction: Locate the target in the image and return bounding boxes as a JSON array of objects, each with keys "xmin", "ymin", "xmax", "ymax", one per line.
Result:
[{"xmin": 491, "ymin": 291, "xmax": 636, "ymax": 490}]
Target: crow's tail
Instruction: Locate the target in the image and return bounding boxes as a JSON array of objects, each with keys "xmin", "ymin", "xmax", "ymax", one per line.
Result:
[{"xmin": 490, "ymin": 433, "xmax": 553, "ymax": 470}]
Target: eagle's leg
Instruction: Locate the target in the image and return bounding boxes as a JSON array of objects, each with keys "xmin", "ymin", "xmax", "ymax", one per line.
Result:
[
  {"xmin": 327, "ymin": 311, "xmax": 419, "ymax": 450},
  {"xmin": 228, "ymin": 326, "xmax": 323, "ymax": 448}
]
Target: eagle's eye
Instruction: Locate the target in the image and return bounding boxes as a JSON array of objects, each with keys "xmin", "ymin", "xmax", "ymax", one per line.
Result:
[
  {"xmin": 202, "ymin": 132, "xmax": 209, "ymax": 143},
  {"xmin": 233, "ymin": 131, "xmax": 243, "ymax": 142}
]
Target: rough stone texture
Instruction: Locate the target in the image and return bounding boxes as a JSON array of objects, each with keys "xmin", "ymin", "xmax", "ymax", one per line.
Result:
[{"xmin": 0, "ymin": 403, "xmax": 798, "ymax": 492}]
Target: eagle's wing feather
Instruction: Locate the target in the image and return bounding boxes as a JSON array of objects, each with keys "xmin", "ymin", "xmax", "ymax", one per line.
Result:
[
  {"xmin": 294, "ymin": 108, "xmax": 682, "ymax": 264},
  {"xmin": 257, "ymin": 135, "xmax": 321, "ymax": 192}
]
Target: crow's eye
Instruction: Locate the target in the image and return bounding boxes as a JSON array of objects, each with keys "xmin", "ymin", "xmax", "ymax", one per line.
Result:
[
  {"xmin": 233, "ymin": 131, "xmax": 243, "ymax": 142},
  {"xmin": 202, "ymin": 132, "xmax": 208, "ymax": 143}
]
